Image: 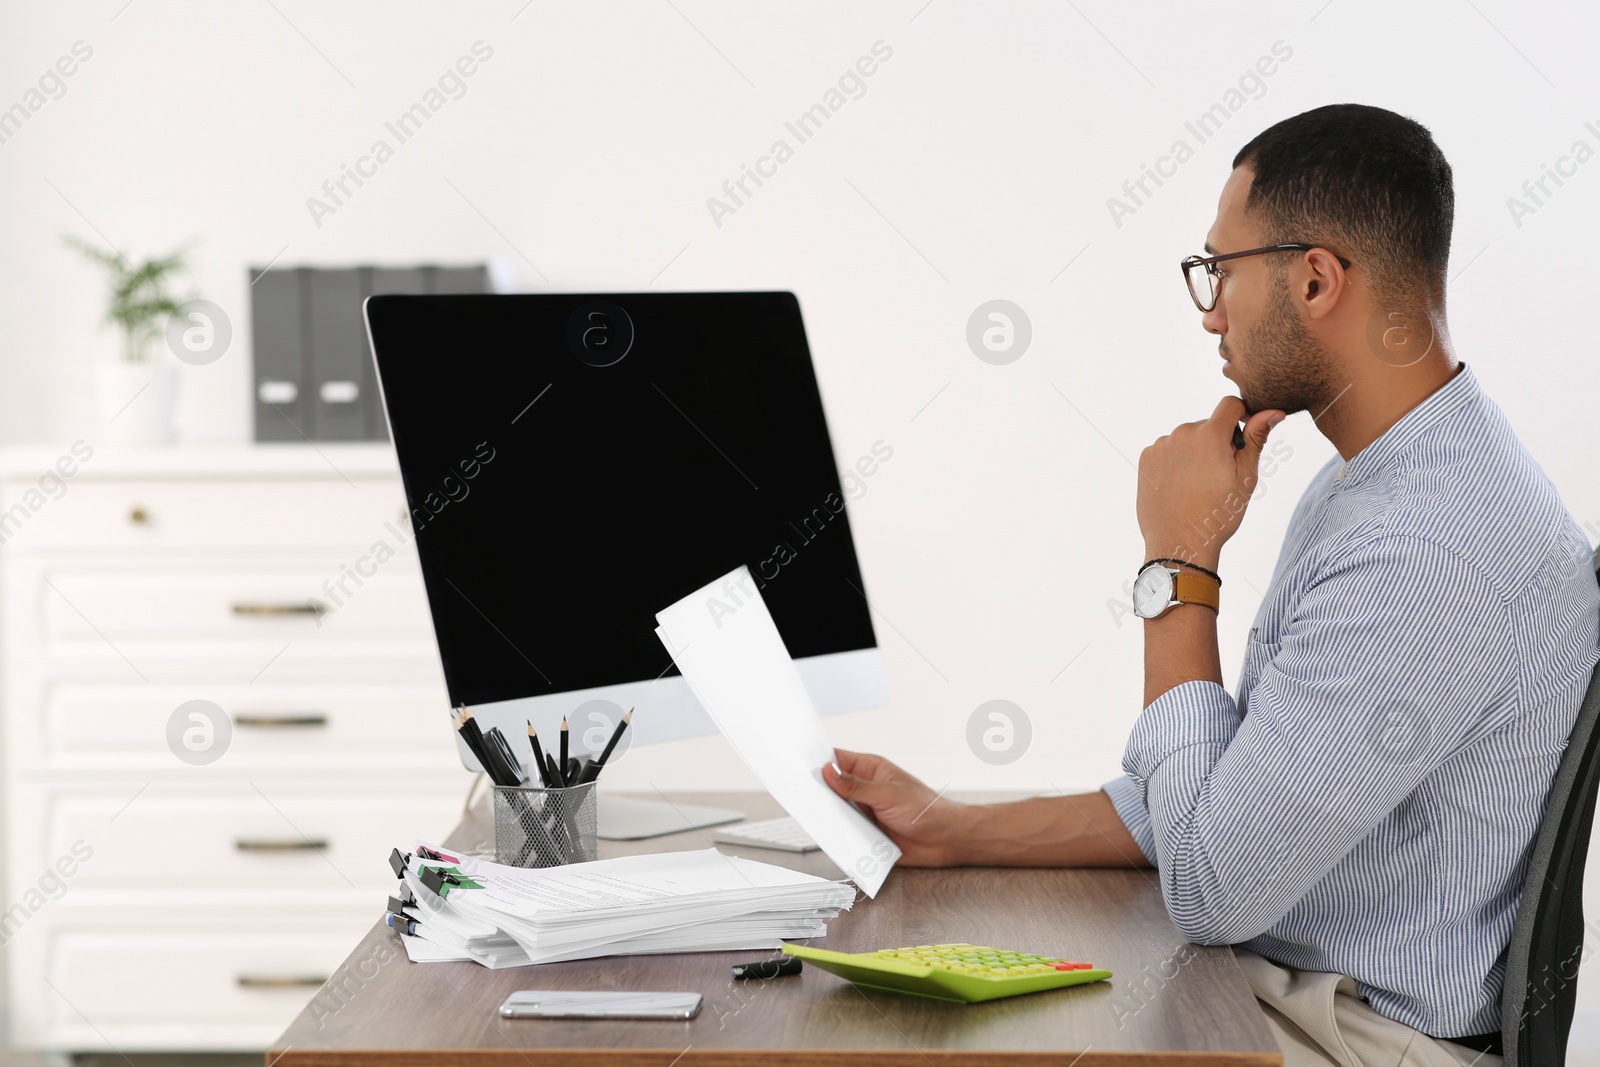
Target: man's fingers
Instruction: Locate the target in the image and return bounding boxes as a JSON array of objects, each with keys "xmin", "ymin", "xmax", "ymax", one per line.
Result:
[
  {"xmin": 823, "ymin": 759, "xmax": 895, "ymax": 808},
  {"xmin": 832, "ymin": 748, "xmax": 891, "ymax": 782},
  {"xmin": 1241, "ymin": 409, "xmax": 1286, "ymax": 458},
  {"xmin": 1210, "ymin": 395, "xmax": 1247, "ymax": 431}
]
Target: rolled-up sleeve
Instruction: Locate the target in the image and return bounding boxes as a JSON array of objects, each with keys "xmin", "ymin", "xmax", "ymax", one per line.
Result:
[
  {"xmin": 1121, "ymin": 534, "xmax": 1513, "ymax": 946},
  {"xmin": 1099, "ymin": 773, "xmax": 1157, "ymax": 866}
]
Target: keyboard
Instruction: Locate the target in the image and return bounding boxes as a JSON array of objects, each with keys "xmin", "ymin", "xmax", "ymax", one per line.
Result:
[
  {"xmin": 711, "ymin": 816, "xmax": 819, "ymax": 853},
  {"xmin": 782, "ymin": 943, "xmax": 1112, "ymax": 1003}
]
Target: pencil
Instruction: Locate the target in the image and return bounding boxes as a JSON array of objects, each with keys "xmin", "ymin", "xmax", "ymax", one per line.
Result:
[
  {"xmin": 527, "ymin": 720, "xmax": 552, "ymax": 788},
  {"xmin": 595, "ymin": 709, "xmax": 632, "ymax": 765},
  {"xmin": 559, "ymin": 717, "xmax": 569, "ymax": 782},
  {"xmin": 577, "ymin": 709, "xmax": 632, "ymax": 784},
  {"xmin": 451, "ymin": 708, "xmax": 492, "ymax": 774},
  {"xmin": 459, "ymin": 705, "xmax": 489, "ymax": 757}
]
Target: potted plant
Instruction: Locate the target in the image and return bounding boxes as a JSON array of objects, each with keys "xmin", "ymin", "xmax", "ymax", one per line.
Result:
[{"xmin": 65, "ymin": 236, "xmax": 190, "ymax": 443}]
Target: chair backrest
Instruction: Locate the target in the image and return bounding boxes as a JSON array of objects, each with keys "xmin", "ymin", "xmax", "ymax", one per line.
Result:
[{"xmin": 1502, "ymin": 547, "xmax": 1600, "ymax": 1066}]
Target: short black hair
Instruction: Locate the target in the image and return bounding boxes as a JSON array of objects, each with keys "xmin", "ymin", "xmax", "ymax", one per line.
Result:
[{"xmin": 1232, "ymin": 104, "xmax": 1453, "ymax": 308}]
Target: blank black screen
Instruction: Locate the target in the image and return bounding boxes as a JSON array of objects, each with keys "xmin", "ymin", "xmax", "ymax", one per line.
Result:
[{"xmin": 366, "ymin": 291, "xmax": 877, "ymax": 707}]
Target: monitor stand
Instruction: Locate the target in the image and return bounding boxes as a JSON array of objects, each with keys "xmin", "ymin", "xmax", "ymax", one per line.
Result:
[{"xmin": 596, "ymin": 793, "xmax": 745, "ymax": 841}]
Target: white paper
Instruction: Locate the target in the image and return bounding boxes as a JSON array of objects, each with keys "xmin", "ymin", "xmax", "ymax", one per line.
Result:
[
  {"xmin": 654, "ymin": 566, "xmax": 901, "ymax": 896},
  {"xmin": 394, "ymin": 843, "xmax": 853, "ymax": 966},
  {"xmin": 398, "ymin": 931, "xmax": 473, "ymax": 963}
]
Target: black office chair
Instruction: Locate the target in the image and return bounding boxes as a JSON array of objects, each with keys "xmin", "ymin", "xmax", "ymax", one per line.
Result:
[{"xmin": 1501, "ymin": 547, "xmax": 1600, "ymax": 1066}]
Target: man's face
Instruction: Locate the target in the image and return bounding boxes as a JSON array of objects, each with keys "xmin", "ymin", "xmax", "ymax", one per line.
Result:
[{"xmin": 1201, "ymin": 165, "xmax": 1335, "ymax": 416}]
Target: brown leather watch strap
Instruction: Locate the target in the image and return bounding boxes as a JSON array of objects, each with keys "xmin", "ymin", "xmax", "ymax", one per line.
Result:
[{"xmin": 1172, "ymin": 569, "xmax": 1220, "ymax": 612}]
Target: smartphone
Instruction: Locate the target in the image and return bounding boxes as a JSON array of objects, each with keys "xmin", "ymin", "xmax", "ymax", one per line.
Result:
[{"xmin": 498, "ymin": 990, "xmax": 703, "ymax": 1020}]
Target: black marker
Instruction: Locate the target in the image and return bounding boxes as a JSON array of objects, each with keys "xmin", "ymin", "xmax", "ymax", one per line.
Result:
[
  {"xmin": 732, "ymin": 957, "xmax": 803, "ymax": 980},
  {"xmin": 1232, "ymin": 423, "xmax": 1246, "ymax": 450}
]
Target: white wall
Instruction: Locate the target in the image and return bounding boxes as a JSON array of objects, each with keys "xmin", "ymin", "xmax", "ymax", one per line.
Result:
[{"xmin": 2, "ymin": 0, "xmax": 1599, "ymax": 1051}]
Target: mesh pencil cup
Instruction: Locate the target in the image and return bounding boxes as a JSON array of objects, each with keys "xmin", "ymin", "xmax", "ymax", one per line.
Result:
[{"xmin": 492, "ymin": 781, "xmax": 600, "ymax": 868}]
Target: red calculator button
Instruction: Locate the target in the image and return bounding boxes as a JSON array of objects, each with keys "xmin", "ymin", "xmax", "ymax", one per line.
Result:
[{"xmin": 1052, "ymin": 963, "xmax": 1073, "ymax": 970}]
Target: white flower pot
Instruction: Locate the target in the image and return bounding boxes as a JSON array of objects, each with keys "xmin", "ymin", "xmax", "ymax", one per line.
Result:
[{"xmin": 97, "ymin": 363, "xmax": 179, "ymax": 444}]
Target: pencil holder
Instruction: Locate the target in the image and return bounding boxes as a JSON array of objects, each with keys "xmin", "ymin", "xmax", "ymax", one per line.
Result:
[{"xmin": 492, "ymin": 781, "xmax": 600, "ymax": 868}]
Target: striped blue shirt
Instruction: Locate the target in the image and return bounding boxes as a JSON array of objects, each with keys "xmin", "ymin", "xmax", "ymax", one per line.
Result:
[{"xmin": 1102, "ymin": 363, "xmax": 1600, "ymax": 1038}]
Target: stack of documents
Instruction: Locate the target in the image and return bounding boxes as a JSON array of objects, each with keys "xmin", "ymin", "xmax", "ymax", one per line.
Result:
[{"xmin": 389, "ymin": 842, "xmax": 855, "ymax": 968}]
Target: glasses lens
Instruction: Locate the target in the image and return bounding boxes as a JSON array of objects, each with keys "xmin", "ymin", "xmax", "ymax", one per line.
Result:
[{"xmin": 1186, "ymin": 260, "xmax": 1216, "ymax": 310}]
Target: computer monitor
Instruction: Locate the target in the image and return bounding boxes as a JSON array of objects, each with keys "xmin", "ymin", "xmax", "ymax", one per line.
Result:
[{"xmin": 365, "ymin": 291, "xmax": 888, "ymax": 836}]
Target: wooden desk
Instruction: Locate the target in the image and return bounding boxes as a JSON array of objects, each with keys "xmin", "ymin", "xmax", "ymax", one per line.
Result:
[{"xmin": 268, "ymin": 792, "xmax": 1280, "ymax": 1066}]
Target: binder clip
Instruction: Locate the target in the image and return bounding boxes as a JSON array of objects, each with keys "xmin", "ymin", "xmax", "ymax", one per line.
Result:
[
  {"xmin": 389, "ymin": 848, "xmax": 411, "ymax": 878},
  {"xmin": 419, "ymin": 865, "xmax": 463, "ymax": 896},
  {"xmin": 387, "ymin": 885, "xmax": 415, "ymax": 916},
  {"xmin": 385, "ymin": 911, "xmax": 419, "ymax": 936}
]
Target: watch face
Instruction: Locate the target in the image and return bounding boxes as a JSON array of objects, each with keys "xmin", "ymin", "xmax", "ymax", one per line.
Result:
[{"xmin": 1132, "ymin": 565, "xmax": 1174, "ymax": 618}]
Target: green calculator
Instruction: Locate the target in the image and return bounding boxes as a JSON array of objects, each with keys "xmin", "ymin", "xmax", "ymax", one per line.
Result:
[{"xmin": 782, "ymin": 942, "xmax": 1112, "ymax": 1003}]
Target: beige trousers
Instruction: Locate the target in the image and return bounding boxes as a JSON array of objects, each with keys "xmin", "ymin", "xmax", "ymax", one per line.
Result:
[{"xmin": 1234, "ymin": 949, "xmax": 1504, "ymax": 1067}]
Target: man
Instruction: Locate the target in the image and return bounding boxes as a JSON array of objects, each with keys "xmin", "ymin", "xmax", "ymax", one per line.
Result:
[{"xmin": 822, "ymin": 104, "xmax": 1600, "ymax": 1067}]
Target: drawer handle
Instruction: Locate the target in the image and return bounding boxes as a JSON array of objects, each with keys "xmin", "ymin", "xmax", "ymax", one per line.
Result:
[
  {"xmin": 128, "ymin": 506, "xmax": 149, "ymax": 525},
  {"xmin": 234, "ymin": 714, "xmax": 329, "ymax": 728},
  {"xmin": 231, "ymin": 600, "xmax": 328, "ymax": 617},
  {"xmin": 235, "ymin": 839, "xmax": 329, "ymax": 852},
  {"xmin": 238, "ymin": 975, "xmax": 328, "ymax": 990}
]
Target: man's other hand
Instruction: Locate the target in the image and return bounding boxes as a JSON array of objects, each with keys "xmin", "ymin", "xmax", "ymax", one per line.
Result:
[{"xmin": 1137, "ymin": 396, "xmax": 1284, "ymax": 568}]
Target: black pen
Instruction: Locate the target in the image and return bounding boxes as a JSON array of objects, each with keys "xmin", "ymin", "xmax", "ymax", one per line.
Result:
[
  {"xmin": 470, "ymin": 718, "xmax": 515, "ymax": 786},
  {"xmin": 485, "ymin": 726, "xmax": 527, "ymax": 786}
]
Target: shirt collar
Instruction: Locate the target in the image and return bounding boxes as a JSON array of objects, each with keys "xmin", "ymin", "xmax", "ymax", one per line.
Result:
[{"xmin": 1337, "ymin": 363, "xmax": 1477, "ymax": 488}]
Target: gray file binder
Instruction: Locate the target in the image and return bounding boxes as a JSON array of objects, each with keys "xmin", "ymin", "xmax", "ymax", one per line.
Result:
[
  {"xmin": 431, "ymin": 265, "xmax": 491, "ymax": 294},
  {"xmin": 307, "ymin": 269, "xmax": 368, "ymax": 440},
  {"xmin": 252, "ymin": 263, "xmax": 493, "ymax": 441},
  {"xmin": 250, "ymin": 267, "xmax": 309, "ymax": 441}
]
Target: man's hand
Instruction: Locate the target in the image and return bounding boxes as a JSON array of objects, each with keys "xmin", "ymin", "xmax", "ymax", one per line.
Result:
[
  {"xmin": 1137, "ymin": 396, "xmax": 1284, "ymax": 569},
  {"xmin": 822, "ymin": 749, "xmax": 969, "ymax": 867}
]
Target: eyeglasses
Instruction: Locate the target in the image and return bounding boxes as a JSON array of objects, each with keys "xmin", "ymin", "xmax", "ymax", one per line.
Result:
[{"xmin": 1180, "ymin": 244, "xmax": 1353, "ymax": 312}]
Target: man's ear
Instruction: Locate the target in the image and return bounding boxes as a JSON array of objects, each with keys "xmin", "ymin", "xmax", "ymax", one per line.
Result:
[{"xmin": 1301, "ymin": 249, "xmax": 1345, "ymax": 319}]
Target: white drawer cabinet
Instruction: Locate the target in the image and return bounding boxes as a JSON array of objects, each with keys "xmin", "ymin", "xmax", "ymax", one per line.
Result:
[
  {"xmin": 34, "ymin": 564, "xmax": 433, "ymax": 644},
  {"xmin": 0, "ymin": 444, "xmax": 464, "ymax": 1052},
  {"xmin": 12, "ymin": 904, "xmax": 385, "ymax": 1051},
  {"xmin": 22, "ymin": 780, "xmax": 464, "ymax": 892},
  {"xmin": 5, "ymin": 477, "xmax": 413, "ymax": 551},
  {"xmin": 34, "ymin": 681, "xmax": 460, "ymax": 771}
]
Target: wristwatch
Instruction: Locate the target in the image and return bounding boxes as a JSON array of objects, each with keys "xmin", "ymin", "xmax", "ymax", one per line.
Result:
[{"xmin": 1132, "ymin": 561, "xmax": 1220, "ymax": 619}]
